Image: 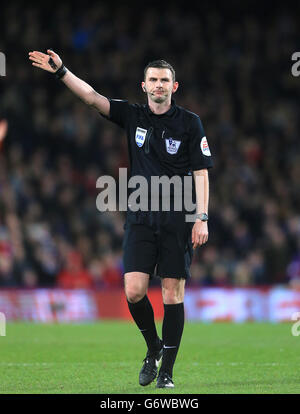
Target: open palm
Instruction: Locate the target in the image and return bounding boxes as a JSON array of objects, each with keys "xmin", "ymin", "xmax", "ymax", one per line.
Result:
[{"xmin": 28, "ymin": 49, "xmax": 62, "ymax": 73}]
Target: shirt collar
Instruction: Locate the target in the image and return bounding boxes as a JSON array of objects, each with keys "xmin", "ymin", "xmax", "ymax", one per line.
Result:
[{"xmin": 145, "ymin": 98, "xmax": 177, "ymax": 117}]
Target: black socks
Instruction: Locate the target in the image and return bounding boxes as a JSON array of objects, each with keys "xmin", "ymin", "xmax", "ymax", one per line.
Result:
[
  {"xmin": 160, "ymin": 302, "xmax": 185, "ymax": 377},
  {"xmin": 127, "ymin": 295, "xmax": 160, "ymax": 354},
  {"xmin": 127, "ymin": 296, "xmax": 185, "ymax": 376}
]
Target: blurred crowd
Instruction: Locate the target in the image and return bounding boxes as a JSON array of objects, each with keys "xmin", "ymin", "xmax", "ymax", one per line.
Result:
[{"xmin": 1, "ymin": 2, "xmax": 300, "ymax": 289}]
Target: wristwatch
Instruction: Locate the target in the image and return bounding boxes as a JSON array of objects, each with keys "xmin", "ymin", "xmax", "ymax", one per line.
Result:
[
  {"xmin": 195, "ymin": 213, "xmax": 209, "ymax": 222},
  {"xmin": 54, "ymin": 64, "xmax": 67, "ymax": 80}
]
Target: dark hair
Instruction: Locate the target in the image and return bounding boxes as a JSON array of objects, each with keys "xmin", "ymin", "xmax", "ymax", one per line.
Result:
[{"xmin": 144, "ymin": 59, "xmax": 176, "ymax": 82}]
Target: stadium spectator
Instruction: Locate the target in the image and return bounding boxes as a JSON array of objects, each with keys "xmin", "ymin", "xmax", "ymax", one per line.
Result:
[{"xmin": 57, "ymin": 250, "xmax": 93, "ymax": 289}]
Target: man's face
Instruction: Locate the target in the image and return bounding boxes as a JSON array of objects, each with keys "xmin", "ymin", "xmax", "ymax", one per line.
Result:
[{"xmin": 142, "ymin": 67, "xmax": 178, "ymax": 104}]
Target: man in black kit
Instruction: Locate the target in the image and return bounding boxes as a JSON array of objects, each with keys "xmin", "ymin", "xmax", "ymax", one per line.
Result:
[{"xmin": 29, "ymin": 49, "xmax": 213, "ymax": 388}]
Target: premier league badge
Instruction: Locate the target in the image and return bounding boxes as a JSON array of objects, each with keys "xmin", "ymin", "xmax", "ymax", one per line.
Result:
[
  {"xmin": 135, "ymin": 127, "xmax": 147, "ymax": 147},
  {"xmin": 165, "ymin": 138, "xmax": 181, "ymax": 154},
  {"xmin": 200, "ymin": 136, "xmax": 211, "ymax": 156}
]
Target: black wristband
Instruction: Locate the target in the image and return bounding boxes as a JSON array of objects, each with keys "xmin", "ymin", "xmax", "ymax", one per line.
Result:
[{"xmin": 55, "ymin": 64, "xmax": 67, "ymax": 80}]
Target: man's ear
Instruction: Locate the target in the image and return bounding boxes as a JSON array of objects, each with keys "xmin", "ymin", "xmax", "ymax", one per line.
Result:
[
  {"xmin": 172, "ymin": 81, "xmax": 179, "ymax": 93},
  {"xmin": 141, "ymin": 82, "xmax": 146, "ymax": 92}
]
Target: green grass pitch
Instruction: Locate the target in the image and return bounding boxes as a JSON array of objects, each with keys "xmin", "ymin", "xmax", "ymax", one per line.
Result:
[{"xmin": 0, "ymin": 321, "xmax": 300, "ymax": 394}]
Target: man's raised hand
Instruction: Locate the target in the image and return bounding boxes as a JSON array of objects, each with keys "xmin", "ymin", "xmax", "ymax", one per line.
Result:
[{"xmin": 28, "ymin": 49, "xmax": 62, "ymax": 73}]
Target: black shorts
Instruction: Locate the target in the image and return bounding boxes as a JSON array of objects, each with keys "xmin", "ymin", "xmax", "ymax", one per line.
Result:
[{"xmin": 122, "ymin": 218, "xmax": 194, "ymax": 280}]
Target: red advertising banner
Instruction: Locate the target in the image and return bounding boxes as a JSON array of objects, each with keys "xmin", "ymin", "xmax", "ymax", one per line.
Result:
[
  {"xmin": 0, "ymin": 289, "xmax": 98, "ymax": 322},
  {"xmin": 0, "ymin": 287, "xmax": 300, "ymax": 322},
  {"xmin": 94, "ymin": 288, "xmax": 164, "ymax": 320}
]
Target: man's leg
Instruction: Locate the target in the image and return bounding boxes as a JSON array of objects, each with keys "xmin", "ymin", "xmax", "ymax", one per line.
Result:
[
  {"xmin": 125, "ymin": 272, "xmax": 162, "ymax": 386},
  {"xmin": 157, "ymin": 278, "xmax": 185, "ymax": 387},
  {"xmin": 125, "ymin": 272, "xmax": 160, "ymax": 353}
]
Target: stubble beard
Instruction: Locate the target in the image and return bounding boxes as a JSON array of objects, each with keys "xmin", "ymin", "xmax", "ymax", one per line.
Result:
[{"xmin": 149, "ymin": 92, "xmax": 169, "ymax": 104}]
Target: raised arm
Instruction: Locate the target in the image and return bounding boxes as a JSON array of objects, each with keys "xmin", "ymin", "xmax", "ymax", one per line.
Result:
[{"xmin": 28, "ymin": 49, "xmax": 110, "ymax": 117}]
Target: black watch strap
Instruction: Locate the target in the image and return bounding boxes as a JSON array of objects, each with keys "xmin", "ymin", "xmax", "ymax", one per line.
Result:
[{"xmin": 55, "ymin": 64, "xmax": 67, "ymax": 80}]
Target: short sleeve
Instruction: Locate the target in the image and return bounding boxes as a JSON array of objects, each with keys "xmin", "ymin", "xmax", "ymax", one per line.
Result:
[
  {"xmin": 101, "ymin": 99, "xmax": 130, "ymax": 129},
  {"xmin": 188, "ymin": 115, "xmax": 213, "ymax": 171}
]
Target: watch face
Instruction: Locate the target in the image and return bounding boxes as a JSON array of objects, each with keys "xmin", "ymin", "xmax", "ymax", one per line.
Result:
[{"xmin": 199, "ymin": 213, "xmax": 208, "ymax": 221}]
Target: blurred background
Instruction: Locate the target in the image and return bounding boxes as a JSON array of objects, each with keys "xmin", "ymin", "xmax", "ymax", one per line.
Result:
[{"xmin": 0, "ymin": 1, "xmax": 300, "ymax": 321}]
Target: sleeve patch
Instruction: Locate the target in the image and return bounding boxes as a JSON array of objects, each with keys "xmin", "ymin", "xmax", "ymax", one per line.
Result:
[{"xmin": 200, "ymin": 136, "xmax": 211, "ymax": 156}]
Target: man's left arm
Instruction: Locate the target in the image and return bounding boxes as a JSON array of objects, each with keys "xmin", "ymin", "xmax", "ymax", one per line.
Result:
[{"xmin": 192, "ymin": 168, "xmax": 209, "ymax": 249}]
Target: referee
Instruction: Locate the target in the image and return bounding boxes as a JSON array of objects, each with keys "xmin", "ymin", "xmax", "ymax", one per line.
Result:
[{"xmin": 29, "ymin": 49, "xmax": 213, "ymax": 388}]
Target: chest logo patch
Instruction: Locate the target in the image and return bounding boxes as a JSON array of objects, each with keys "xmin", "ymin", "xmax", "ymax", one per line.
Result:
[
  {"xmin": 135, "ymin": 127, "xmax": 147, "ymax": 147},
  {"xmin": 165, "ymin": 138, "xmax": 181, "ymax": 155},
  {"xmin": 200, "ymin": 136, "xmax": 211, "ymax": 156}
]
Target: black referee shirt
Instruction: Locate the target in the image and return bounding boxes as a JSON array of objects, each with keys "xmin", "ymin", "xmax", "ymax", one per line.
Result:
[{"xmin": 103, "ymin": 98, "xmax": 213, "ymax": 226}]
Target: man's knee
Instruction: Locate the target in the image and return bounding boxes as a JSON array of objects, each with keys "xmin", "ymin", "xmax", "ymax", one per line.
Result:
[
  {"xmin": 125, "ymin": 287, "xmax": 145, "ymax": 303},
  {"xmin": 162, "ymin": 288, "xmax": 182, "ymax": 304},
  {"xmin": 124, "ymin": 272, "xmax": 149, "ymax": 303},
  {"xmin": 161, "ymin": 278, "xmax": 185, "ymax": 304}
]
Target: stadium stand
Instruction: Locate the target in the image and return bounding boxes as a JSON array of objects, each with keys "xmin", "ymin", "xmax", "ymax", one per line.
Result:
[{"xmin": 0, "ymin": 2, "xmax": 300, "ymax": 289}]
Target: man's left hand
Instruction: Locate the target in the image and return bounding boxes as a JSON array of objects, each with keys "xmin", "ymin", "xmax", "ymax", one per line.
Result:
[{"xmin": 192, "ymin": 220, "xmax": 208, "ymax": 249}]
